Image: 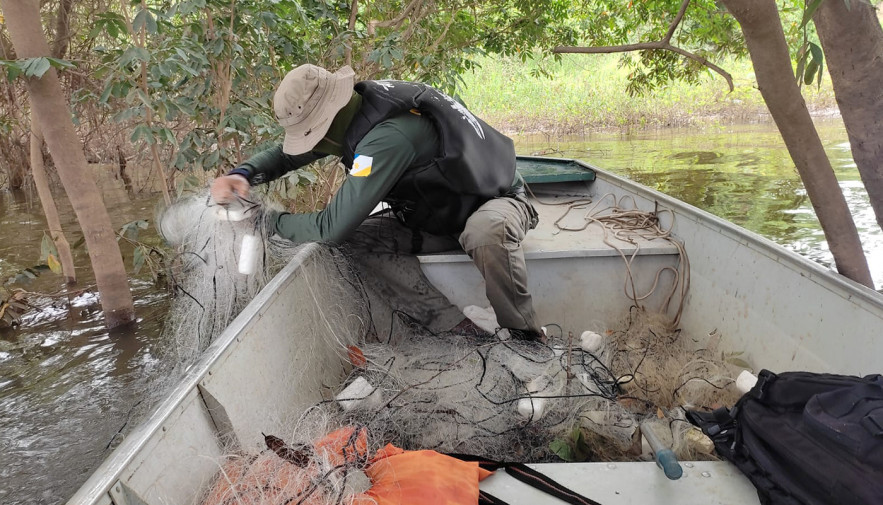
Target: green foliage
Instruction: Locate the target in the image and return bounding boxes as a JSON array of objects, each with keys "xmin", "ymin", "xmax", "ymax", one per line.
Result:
[
  {"xmin": 175, "ymin": 173, "xmax": 203, "ymax": 197},
  {"xmin": 556, "ymin": 0, "xmax": 830, "ymax": 97},
  {"xmin": 116, "ymin": 220, "xmax": 166, "ymax": 280},
  {"xmin": 0, "ymin": 57, "xmax": 75, "ymax": 81},
  {"xmin": 119, "ymin": 219, "xmax": 149, "ymax": 242},
  {"xmin": 565, "ymin": 0, "xmax": 744, "ymax": 96},
  {"xmin": 460, "ymin": 53, "xmax": 840, "ymax": 132},
  {"xmin": 48, "ymin": 0, "xmax": 581, "ymax": 211},
  {"xmin": 794, "ymin": 0, "xmax": 826, "ymax": 90},
  {"xmin": 550, "ymin": 426, "xmax": 592, "ymax": 462}
]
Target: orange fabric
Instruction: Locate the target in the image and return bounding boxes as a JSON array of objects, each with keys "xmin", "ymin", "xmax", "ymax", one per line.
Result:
[
  {"xmin": 313, "ymin": 426, "xmax": 369, "ymax": 466},
  {"xmin": 203, "ymin": 428, "xmax": 493, "ymax": 505},
  {"xmin": 356, "ymin": 450, "xmax": 493, "ymax": 505},
  {"xmin": 201, "ymin": 452, "xmax": 316, "ymax": 505}
]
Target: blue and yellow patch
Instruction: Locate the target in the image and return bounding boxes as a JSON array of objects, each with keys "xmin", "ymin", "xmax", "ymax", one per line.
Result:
[{"xmin": 352, "ymin": 155, "xmax": 373, "ymax": 177}]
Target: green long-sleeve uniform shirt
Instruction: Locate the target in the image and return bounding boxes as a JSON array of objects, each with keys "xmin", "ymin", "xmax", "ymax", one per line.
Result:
[
  {"xmin": 237, "ymin": 111, "xmax": 524, "ymax": 244},
  {"xmin": 238, "ymin": 112, "xmax": 438, "ymax": 244}
]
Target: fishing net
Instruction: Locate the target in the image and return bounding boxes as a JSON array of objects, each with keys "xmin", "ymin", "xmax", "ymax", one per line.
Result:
[
  {"xmin": 196, "ymin": 306, "xmax": 744, "ymax": 505},
  {"xmin": 157, "ymin": 192, "xmax": 306, "ymax": 364},
  {"xmin": 328, "ymin": 306, "xmax": 741, "ymax": 463},
  {"xmin": 151, "ymin": 189, "xmax": 749, "ymax": 505}
]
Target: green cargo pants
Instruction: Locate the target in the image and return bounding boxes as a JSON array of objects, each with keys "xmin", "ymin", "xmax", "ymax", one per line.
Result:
[{"xmin": 343, "ymin": 194, "xmax": 540, "ymax": 337}]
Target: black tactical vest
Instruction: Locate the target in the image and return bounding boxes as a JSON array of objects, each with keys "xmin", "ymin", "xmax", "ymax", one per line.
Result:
[{"xmin": 341, "ymin": 80, "xmax": 516, "ymax": 236}]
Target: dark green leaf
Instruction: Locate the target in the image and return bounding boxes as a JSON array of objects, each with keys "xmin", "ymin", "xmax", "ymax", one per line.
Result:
[
  {"xmin": 205, "ymin": 149, "xmax": 220, "ymax": 168},
  {"xmin": 46, "ymin": 58, "xmax": 75, "ymax": 70},
  {"xmin": 145, "ymin": 11, "xmax": 158, "ymax": 34},
  {"xmin": 120, "ymin": 46, "xmax": 150, "ymax": 67},
  {"xmin": 804, "ymin": 60, "xmax": 819, "ymax": 85},
  {"xmin": 99, "ymin": 83, "xmax": 114, "ymax": 104},
  {"xmin": 808, "ymin": 42, "xmax": 824, "ymax": 63},
  {"xmin": 22, "ymin": 58, "xmax": 52, "ymax": 78},
  {"xmin": 800, "ymin": 0, "xmax": 826, "ymax": 28},
  {"xmin": 795, "ymin": 43, "xmax": 809, "ymax": 82},
  {"xmin": 133, "ymin": 246, "xmax": 145, "ymax": 274},
  {"xmin": 549, "ymin": 439, "xmax": 574, "ymax": 461},
  {"xmin": 131, "ymin": 124, "xmax": 155, "ymax": 144},
  {"xmin": 4, "ymin": 62, "xmax": 23, "ymax": 81},
  {"xmin": 133, "ymin": 9, "xmax": 148, "ymax": 32}
]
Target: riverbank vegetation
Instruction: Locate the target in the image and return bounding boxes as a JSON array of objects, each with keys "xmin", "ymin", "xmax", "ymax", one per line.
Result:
[{"xmin": 459, "ymin": 54, "xmax": 838, "ymax": 135}]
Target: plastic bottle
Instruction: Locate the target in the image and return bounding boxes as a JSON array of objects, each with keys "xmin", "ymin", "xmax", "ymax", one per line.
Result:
[{"xmin": 238, "ymin": 234, "xmax": 261, "ymax": 275}]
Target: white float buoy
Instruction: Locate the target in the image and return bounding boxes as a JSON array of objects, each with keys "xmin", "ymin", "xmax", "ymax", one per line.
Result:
[
  {"xmin": 517, "ymin": 396, "xmax": 547, "ymax": 422},
  {"xmin": 214, "ymin": 204, "xmax": 251, "ymax": 222},
  {"xmin": 735, "ymin": 370, "xmax": 758, "ymax": 394},
  {"xmin": 580, "ymin": 330, "xmax": 605, "ymax": 354},
  {"xmin": 336, "ymin": 376, "xmax": 382, "ymax": 411},
  {"xmin": 517, "ymin": 375, "xmax": 554, "ymax": 422},
  {"xmin": 237, "ymin": 234, "xmax": 261, "ymax": 275}
]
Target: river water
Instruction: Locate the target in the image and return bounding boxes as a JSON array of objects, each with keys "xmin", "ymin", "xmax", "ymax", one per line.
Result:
[{"xmin": 1, "ymin": 116, "xmax": 880, "ymax": 504}]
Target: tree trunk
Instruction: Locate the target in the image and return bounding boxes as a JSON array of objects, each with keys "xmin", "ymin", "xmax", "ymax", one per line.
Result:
[
  {"xmin": 0, "ymin": 15, "xmax": 27, "ymax": 190},
  {"xmin": 721, "ymin": 0, "xmax": 874, "ymax": 288},
  {"xmin": 50, "ymin": 0, "xmax": 75, "ymax": 59},
  {"xmin": 24, "ymin": 0, "xmax": 79, "ymax": 284},
  {"xmin": 2, "ymin": 0, "xmax": 135, "ymax": 327},
  {"xmin": 813, "ymin": 0, "xmax": 883, "ymax": 232},
  {"xmin": 30, "ymin": 122, "xmax": 77, "ymax": 284}
]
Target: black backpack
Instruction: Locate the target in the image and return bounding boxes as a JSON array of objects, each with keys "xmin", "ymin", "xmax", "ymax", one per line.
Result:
[{"xmin": 687, "ymin": 369, "xmax": 883, "ymax": 505}]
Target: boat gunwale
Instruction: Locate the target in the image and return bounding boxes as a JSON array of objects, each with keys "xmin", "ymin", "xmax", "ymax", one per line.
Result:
[{"xmin": 66, "ymin": 243, "xmax": 324, "ymax": 505}]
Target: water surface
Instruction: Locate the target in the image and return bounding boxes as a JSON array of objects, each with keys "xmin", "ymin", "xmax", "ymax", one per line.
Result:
[{"xmin": 0, "ymin": 167, "xmax": 171, "ymax": 505}]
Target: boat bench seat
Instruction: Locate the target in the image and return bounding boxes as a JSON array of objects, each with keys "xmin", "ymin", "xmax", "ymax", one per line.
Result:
[
  {"xmin": 419, "ymin": 159, "xmax": 679, "ymax": 263},
  {"xmin": 418, "ymin": 192, "xmax": 681, "ymax": 264},
  {"xmin": 416, "ymin": 181, "xmax": 684, "ymax": 329}
]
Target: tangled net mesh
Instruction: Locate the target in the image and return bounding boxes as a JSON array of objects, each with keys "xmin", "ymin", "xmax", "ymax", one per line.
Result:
[
  {"xmin": 157, "ymin": 192, "xmax": 307, "ymax": 364},
  {"xmin": 154, "ymin": 189, "xmax": 748, "ymax": 505}
]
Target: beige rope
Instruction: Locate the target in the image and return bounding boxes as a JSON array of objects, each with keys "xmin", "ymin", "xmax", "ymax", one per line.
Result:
[{"xmin": 528, "ymin": 186, "xmax": 690, "ymax": 328}]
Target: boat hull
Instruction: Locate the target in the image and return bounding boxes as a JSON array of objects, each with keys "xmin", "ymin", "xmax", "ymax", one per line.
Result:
[{"xmin": 68, "ymin": 157, "xmax": 883, "ymax": 505}]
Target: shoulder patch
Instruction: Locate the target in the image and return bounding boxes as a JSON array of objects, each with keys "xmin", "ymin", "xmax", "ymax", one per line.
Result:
[{"xmin": 351, "ymin": 155, "xmax": 373, "ymax": 177}]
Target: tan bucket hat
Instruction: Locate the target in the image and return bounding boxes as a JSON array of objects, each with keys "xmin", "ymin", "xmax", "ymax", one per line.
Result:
[{"xmin": 274, "ymin": 64, "xmax": 356, "ymax": 155}]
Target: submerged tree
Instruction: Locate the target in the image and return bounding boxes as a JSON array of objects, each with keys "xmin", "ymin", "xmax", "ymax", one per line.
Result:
[
  {"xmin": 813, "ymin": 0, "xmax": 883, "ymax": 232},
  {"xmin": 554, "ymin": 0, "xmax": 875, "ymax": 289},
  {"xmin": 722, "ymin": 0, "xmax": 873, "ymax": 287},
  {"xmin": 1, "ymin": 0, "xmax": 135, "ymax": 327}
]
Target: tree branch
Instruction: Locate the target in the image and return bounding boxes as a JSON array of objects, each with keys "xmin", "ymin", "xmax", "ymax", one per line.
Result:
[
  {"xmin": 367, "ymin": 0, "xmax": 424, "ymax": 35},
  {"xmin": 345, "ymin": 0, "xmax": 358, "ymax": 67},
  {"xmin": 664, "ymin": 0, "xmax": 692, "ymax": 43},
  {"xmin": 553, "ymin": 0, "xmax": 734, "ymax": 92},
  {"xmin": 50, "ymin": 0, "xmax": 75, "ymax": 59}
]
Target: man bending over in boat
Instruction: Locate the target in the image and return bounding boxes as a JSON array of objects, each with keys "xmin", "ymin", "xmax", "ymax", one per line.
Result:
[{"xmin": 211, "ymin": 64, "xmax": 544, "ymax": 342}]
